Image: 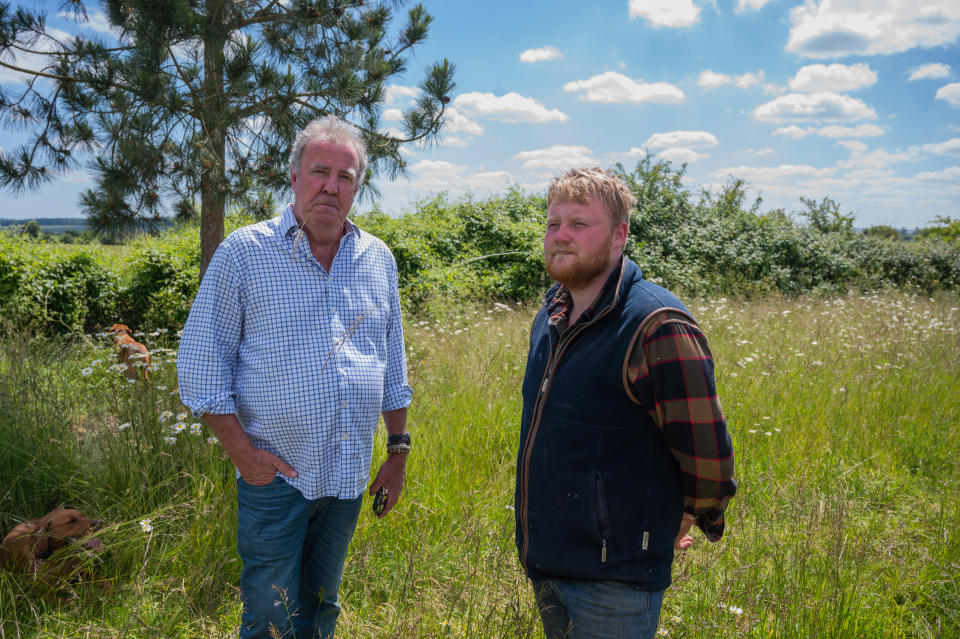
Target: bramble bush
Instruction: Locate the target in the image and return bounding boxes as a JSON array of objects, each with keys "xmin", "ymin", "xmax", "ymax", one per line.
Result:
[
  {"xmin": 1, "ymin": 158, "xmax": 959, "ymax": 334},
  {"xmin": 355, "ymin": 188, "xmax": 548, "ymax": 310}
]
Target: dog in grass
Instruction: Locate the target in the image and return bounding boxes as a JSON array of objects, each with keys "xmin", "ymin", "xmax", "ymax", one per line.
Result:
[
  {"xmin": 109, "ymin": 323, "xmax": 150, "ymax": 380},
  {"xmin": 0, "ymin": 508, "xmax": 104, "ymax": 578}
]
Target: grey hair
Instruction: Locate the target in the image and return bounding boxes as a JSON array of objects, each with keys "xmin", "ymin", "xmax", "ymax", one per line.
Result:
[{"xmin": 288, "ymin": 115, "xmax": 368, "ymax": 188}]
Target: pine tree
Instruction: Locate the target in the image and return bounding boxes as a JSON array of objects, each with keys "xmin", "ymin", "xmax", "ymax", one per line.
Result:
[{"xmin": 0, "ymin": 0, "xmax": 455, "ymax": 274}]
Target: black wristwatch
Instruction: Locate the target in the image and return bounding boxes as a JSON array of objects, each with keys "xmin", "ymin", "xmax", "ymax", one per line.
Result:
[{"xmin": 387, "ymin": 432, "xmax": 411, "ymax": 454}]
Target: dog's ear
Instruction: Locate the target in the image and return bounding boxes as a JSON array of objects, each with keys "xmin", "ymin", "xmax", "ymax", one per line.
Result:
[{"xmin": 109, "ymin": 323, "xmax": 132, "ymax": 335}]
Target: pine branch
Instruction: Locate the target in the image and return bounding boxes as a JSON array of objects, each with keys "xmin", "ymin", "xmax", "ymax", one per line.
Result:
[{"xmin": 0, "ymin": 58, "xmax": 74, "ymax": 82}]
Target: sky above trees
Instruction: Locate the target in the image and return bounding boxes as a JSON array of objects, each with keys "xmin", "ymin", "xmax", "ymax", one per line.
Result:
[{"xmin": 2, "ymin": 0, "xmax": 959, "ymax": 229}]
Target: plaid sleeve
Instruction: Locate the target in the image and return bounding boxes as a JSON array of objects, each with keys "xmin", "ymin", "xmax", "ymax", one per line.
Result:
[{"xmin": 626, "ymin": 309, "xmax": 737, "ymax": 541}]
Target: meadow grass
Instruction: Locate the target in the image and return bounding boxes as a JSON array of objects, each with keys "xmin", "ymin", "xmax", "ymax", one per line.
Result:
[{"xmin": 0, "ymin": 290, "xmax": 957, "ymax": 638}]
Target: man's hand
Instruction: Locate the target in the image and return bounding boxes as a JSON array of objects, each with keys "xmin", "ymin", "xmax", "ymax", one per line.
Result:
[
  {"xmin": 203, "ymin": 413, "xmax": 297, "ymax": 486},
  {"xmin": 367, "ymin": 454, "xmax": 406, "ymax": 518},
  {"xmin": 674, "ymin": 513, "xmax": 697, "ymax": 550},
  {"xmin": 237, "ymin": 447, "xmax": 298, "ymax": 486}
]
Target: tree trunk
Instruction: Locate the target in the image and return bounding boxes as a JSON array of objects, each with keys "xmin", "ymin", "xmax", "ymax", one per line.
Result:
[{"xmin": 199, "ymin": 0, "xmax": 228, "ymax": 280}]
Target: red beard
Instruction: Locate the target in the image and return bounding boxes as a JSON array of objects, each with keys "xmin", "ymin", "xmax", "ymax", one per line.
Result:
[{"xmin": 544, "ymin": 233, "xmax": 613, "ymax": 291}]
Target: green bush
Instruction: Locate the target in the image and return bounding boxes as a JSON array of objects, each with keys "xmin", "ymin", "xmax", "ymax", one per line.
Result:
[
  {"xmin": 354, "ymin": 188, "xmax": 549, "ymax": 310},
  {"xmin": 1, "ymin": 171, "xmax": 958, "ymax": 335},
  {"xmin": 0, "ymin": 236, "xmax": 120, "ymax": 334},
  {"xmin": 120, "ymin": 229, "xmax": 201, "ymax": 330}
]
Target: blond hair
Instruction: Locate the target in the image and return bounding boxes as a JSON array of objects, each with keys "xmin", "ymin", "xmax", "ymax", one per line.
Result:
[{"xmin": 547, "ymin": 168, "xmax": 635, "ymax": 227}]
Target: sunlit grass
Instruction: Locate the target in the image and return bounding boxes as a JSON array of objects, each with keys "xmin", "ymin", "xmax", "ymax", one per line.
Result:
[{"xmin": 0, "ymin": 290, "xmax": 957, "ymax": 638}]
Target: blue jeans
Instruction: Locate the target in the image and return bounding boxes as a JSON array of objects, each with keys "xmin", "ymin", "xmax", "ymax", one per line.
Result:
[
  {"xmin": 236, "ymin": 477, "xmax": 363, "ymax": 639},
  {"xmin": 532, "ymin": 579, "xmax": 665, "ymax": 639}
]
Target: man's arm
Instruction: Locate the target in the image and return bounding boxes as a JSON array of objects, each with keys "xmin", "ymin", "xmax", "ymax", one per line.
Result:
[
  {"xmin": 204, "ymin": 414, "xmax": 297, "ymax": 486},
  {"xmin": 366, "ymin": 253, "xmax": 414, "ymax": 518},
  {"xmin": 178, "ymin": 240, "xmax": 297, "ymax": 485},
  {"xmin": 626, "ymin": 309, "xmax": 737, "ymax": 545},
  {"xmin": 367, "ymin": 407, "xmax": 408, "ymax": 518}
]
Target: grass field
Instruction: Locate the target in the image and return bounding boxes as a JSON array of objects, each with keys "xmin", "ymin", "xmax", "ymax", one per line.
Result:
[{"xmin": 0, "ymin": 290, "xmax": 958, "ymax": 638}]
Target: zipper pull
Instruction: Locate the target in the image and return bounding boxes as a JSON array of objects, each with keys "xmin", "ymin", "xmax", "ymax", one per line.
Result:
[
  {"xmin": 601, "ymin": 538, "xmax": 607, "ymax": 563},
  {"xmin": 541, "ymin": 374, "xmax": 550, "ymax": 393}
]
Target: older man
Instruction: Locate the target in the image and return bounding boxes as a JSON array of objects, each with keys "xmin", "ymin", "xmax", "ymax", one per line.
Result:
[
  {"xmin": 178, "ymin": 115, "xmax": 412, "ymax": 639},
  {"xmin": 515, "ymin": 168, "xmax": 737, "ymax": 639}
]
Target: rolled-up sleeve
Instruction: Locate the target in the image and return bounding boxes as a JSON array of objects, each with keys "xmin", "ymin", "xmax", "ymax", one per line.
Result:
[
  {"xmin": 177, "ymin": 243, "xmax": 243, "ymax": 417},
  {"xmin": 380, "ymin": 255, "xmax": 413, "ymax": 413}
]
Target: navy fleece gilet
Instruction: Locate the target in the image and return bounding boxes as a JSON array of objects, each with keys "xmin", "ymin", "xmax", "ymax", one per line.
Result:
[{"xmin": 515, "ymin": 258, "xmax": 691, "ymax": 591}]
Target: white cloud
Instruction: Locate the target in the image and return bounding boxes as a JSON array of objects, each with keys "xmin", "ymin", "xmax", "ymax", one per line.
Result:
[
  {"xmin": 698, "ymin": 70, "xmax": 732, "ymax": 89},
  {"xmin": 936, "ymin": 82, "xmax": 960, "ymax": 108},
  {"xmin": 698, "ymin": 69, "xmax": 765, "ymax": 90},
  {"xmin": 913, "ymin": 165, "xmax": 960, "ymax": 184},
  {"xmin": 439, "ymin": 136, "xmax": 470, "ymax": 148},
  {"xmin": 816, "ymin": 124, "xmax": 885, "ymax": 138},
  {"xmin": 564, "ymin": 71, "xmax": 685, "ymax": 104},
  {"xmin": 836, "ymin": 140, "xmax": 868, "ymax": 154},
  {"xmin": 405, "ymin": 160, "xmax": 515, "ymax": 192},
  {"xmin": 454, "ymin": 92, "xmax": 568, "ymax": 123},
  {"xmin": 753, "ymin": 92, "xmax": 877, "ymax": 123},
  {"xmin": 657, "ymin": 148, "xmax": 709, "ymax": 163},
  {"xmin": 772, "ymin": 123, "xmax": 885, "ymax": 139},
  {"xmin": 0, "ymin": 28, "xmax": 75, "ymax": 85},
  {"xmin": 773, "ymin": 125, "xmax": 812, "ymax": 139},
  {"xmin": 788, "ymin": 63, "xmax": 877, "ymax": 93},
  {"xmin": 837, "ymin": 144, "xmax": 919, "ymax": 170},
  {"xmin": 921, "ymin": 138, "xmax": 960, "ymax": 156},
  {"xmin": 747, "ymin": 148, "xmax": 776, "ymax": 156},
  {"xmin": 385, "ymin": 85, "xmax": 420, "ymax": 105},
  {"xmin": 645, "ymin": 130, "xmax": 718, "ymax": 150},
  {"xmin": 514, "ymin": 145, "xmax": 596, "ymax": 171},
  {"xmin": 519, "ymin": 46, "xmax": 563, "ymax": 63},
  {"xmin": 61, "ymin": 169, "xmax": 94, "ymax": 184},
  {"xmin": 710, "ymin": 164, "xmax": 836, "ymax": 182},
  {"xmin": 443, "ymin": 107, "xmax": 484, "ymax": 136},
  {"xmin": 58, "ymin": 10, "xmax": 117, "ymax": 36},
  {"xmin": 629, "ymin": 0, "xmax": 701, "ymax": 28},
  {"xmin": 786, "ymin": 1, "xmax": 960, "ymax": 59},
  {"xmin": 908, "ymin": 63, "xmax": 952, "ymax": 81},
  {"xmin": 735, "ymin": 0, "xmax": 777, "ymax": 12},
  {"xmin": 383, "ymin": 108, "xmax": 404, "ymax": 122},
  {"xmin": 735, "ymin": 71, "xmax": 765, "ymax": 89}
]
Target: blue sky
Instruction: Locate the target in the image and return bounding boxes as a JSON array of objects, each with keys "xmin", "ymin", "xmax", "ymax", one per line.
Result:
[{"xmin": 2, "ymin": 0, "xmax": 959, "ymax": 229}]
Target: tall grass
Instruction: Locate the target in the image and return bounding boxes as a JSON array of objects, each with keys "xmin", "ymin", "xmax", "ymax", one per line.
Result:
[{"xmin": 0, "ymin": 291, "xmax": 957, "ymax": 638}]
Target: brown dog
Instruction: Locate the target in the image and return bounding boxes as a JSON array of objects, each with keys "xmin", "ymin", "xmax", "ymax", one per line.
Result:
[
  {"xmin": 109, "ymin": 323, "xmax": 150, "ymax": 380},
  {"xmin": 0, "ymin": 508, "xmax": 103, "ymax": 575}
]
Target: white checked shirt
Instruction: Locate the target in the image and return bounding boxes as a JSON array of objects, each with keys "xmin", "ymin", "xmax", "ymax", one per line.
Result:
[{"xmin": 177, "ymin": 205, "xmax": 413, "ymax": 500}]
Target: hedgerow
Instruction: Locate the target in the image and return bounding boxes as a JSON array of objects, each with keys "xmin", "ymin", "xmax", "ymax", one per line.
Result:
[{"xmin": 1, "ymin": 158, "xmax": 958, "ymax": 335}]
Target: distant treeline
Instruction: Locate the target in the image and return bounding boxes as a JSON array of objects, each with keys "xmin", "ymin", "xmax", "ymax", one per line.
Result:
[
  {"xmin": 0, "ymin": 218, "xmax": 89, "ymax": 228},
  {"xmin": 0, "ymin": 217, "xmax": 177, "ymax": 242},
  {"xmin": 1, "ymin": 157, "xmax": 958, "ymax": 335}
]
